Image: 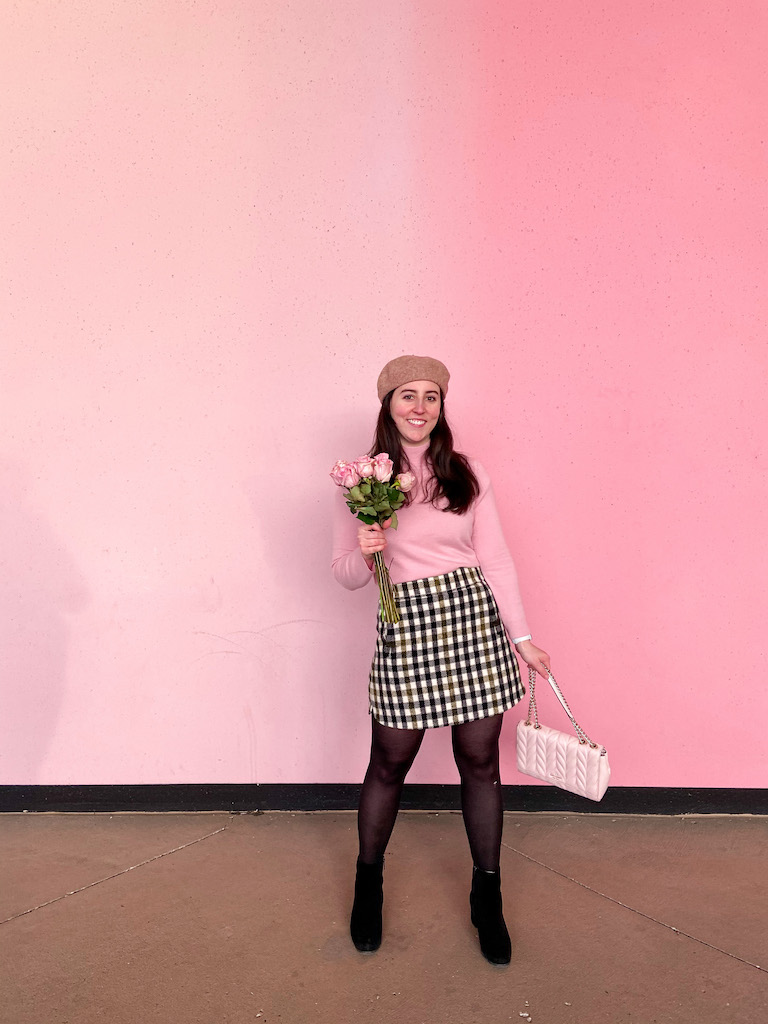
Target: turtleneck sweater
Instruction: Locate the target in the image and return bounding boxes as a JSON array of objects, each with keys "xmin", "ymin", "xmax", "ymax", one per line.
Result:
[{"xmin": 331, "ymin": 441, "xmax": 530, "ymax": 641}]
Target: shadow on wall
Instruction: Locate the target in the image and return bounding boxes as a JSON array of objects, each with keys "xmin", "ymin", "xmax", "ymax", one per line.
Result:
[{"xmin": 0, "ymin": 461, "xmax": 88, "ymax": 783}]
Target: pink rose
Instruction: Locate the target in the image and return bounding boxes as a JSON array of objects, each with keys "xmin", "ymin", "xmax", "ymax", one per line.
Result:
[
  {"xmin": 396, "ymin": 471, "xmax": 416, "ymax": 492},
  {"xmin": 329, "ymin": 461, "xmax": 346, "ymax": 486},
  {"xmin": 354, "ymin": 456, "xmax": 375, "ymax": 479},
  {"xmin": 372, "ymin": 454, "xmax": 394, "ymax": 483},
  {"xmin": 330, "ymin": 460, "xmax": 361, "ymax": 488}
]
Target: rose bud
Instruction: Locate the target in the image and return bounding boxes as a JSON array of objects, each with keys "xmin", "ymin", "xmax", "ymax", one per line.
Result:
[
  {"xmin": 330, "ymin": 460, "xmax": 351, "ymax": 487},
  {"xmin": 354, "ymin": 456, "xmax": 375, "ymax": 478},
  {"xmin": 396, "ymin": 471, "xmax": 416, "ymax": 492},
  {"xmin": 373, "ymin": 457, "xmax": 394, "ymax": 483},
  {"xmin": 341, "ymin": 464, "xmax": 361, "ymax": 488}
]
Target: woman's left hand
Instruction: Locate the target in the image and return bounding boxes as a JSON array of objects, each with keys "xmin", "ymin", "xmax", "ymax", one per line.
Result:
[{"xmin": 513, "ymin": 640, "xmax": 551, "ymax": 679}]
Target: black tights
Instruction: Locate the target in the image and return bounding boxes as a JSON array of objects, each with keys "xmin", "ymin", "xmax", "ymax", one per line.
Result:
[{"xmin": 357, "ymin": 715, "xmax": 504, "ymax": 871}]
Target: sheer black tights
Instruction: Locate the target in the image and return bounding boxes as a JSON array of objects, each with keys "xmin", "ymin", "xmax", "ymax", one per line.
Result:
[
  {"xmin": 357, "ymin": 715, "xmax": 504, "ymax": 871},
  {"xmin": 357, "ymin": 720, "xmax": 424, "ymax": 865},
  {"xmin": 451, "ymin": 714, "xmax": 504, "ymax": 871}
]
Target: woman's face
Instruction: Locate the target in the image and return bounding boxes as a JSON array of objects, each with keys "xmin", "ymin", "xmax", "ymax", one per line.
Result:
[{"xmin": 389, "ymin": 380, "xmax": 442, "ymax": 447}]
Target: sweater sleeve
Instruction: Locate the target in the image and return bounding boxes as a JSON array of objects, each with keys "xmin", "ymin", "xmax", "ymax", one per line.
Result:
[
  {"xmin": 331, "ymin": 489, "xmax": 375, "ymax": 591},
  {"xmin": 471, "ymin": 464, "xmax": 531, "ymax": 641}
]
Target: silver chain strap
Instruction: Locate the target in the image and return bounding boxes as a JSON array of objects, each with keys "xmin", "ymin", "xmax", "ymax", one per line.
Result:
[{"xmin": 525, "ymin": 666, "xmax": 605, "ymax": 753}]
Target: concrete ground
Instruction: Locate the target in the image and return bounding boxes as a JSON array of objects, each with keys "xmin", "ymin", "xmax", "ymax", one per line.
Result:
[{"xmin": 1, "ymin": 811, "xmax": 766, "ymax": 1024}]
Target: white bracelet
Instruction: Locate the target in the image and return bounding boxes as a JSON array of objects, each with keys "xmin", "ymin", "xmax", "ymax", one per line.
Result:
[{"xmin": 512, "ymin": 634, "xmax": 532, "ymax": 644}]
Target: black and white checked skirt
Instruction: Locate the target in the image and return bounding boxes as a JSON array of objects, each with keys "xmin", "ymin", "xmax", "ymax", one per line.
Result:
[{"xmin": 368, "ymin": 566, "xmax": 524, "ymax": 730}]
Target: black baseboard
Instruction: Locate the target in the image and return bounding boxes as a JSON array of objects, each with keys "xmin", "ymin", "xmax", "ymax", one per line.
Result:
[{"xmin": 1, "ymin": 785, "xmax": 766, "ymax": 814}]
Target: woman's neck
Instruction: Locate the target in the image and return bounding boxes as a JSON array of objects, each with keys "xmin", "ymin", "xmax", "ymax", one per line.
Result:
[{"xmin": 402, "ymin": 439, "xmax": 430, "ymax": 462}]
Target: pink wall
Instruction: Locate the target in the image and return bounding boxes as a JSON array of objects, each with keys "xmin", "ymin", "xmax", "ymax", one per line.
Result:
[{"xmin": 1, "ymin": 2, "xmax": 766, "ymax": 787}]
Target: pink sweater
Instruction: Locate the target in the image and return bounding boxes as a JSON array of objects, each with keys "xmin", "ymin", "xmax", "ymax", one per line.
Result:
[{"xmin": 331, "ymin": 442, "xmax": 531, "ymax": 640}]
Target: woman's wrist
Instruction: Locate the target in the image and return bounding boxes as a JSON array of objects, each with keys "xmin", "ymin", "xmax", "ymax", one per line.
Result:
[{"xmin": 512, "ymin": 634, "xmax": 532, "ymax": 645}]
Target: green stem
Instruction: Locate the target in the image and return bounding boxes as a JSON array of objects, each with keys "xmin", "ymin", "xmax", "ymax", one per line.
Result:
[{"xmin": 373, "ymin": 551, "xmax": 400, "ymax": 624}]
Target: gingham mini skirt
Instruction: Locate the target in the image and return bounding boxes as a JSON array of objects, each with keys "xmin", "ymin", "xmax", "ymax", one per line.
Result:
[{"xmin": 368, "ymin": 566, "xmax": 524, "ymax": 730}]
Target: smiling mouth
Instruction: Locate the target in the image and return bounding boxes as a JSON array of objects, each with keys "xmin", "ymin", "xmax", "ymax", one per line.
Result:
[{"xmin": 407, "ymin": 419, "xmax": 427, "ymax": 426}]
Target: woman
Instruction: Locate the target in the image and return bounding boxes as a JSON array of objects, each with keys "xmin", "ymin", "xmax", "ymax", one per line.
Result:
[{"xmin": 331, "ymin": 355, "xmax": 550, "ymax": 965}]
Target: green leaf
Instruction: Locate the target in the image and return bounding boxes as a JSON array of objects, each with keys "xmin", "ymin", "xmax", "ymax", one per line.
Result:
[
  {"xmin": 356, "ymin": 512, "xmax": 376, "ymax": 524},
  {"xmin": 389, "ymin": 511, "xmax": 398, "ymax": 530}
]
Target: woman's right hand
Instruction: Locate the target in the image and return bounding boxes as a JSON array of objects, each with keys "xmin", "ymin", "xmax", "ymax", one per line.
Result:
[
  {"xmin": 358, "ymin": 519, "xmax": 392, "ymax": 567},
  {"xmin": 514, "ymin": 640, "xmax": 551, "ymax": 679}
]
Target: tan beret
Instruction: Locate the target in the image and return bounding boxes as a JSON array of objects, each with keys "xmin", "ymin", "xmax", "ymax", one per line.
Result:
[{"xmin": 377, "ymin": 355, "xmax": 450, "ymax": 402}]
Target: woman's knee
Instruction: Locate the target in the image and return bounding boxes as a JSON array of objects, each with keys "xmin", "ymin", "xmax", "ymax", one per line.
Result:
[
  {"xmin": 452, "ymin": 731, "xmax": 501, "ymax": 781},
  {"xmin": 367, "ymin": 724, "xmax": 423, "ymax": 786},
  {"xmin": 454, "ymin": 746, "xmax": 500, "ymax": 783},
  {"xmin": 452, "ymin": 716, "xmax": 502, "ymax": 780},
  {"xmin": 368, "ymin": 748, "xmax": 418, "ymax": 786},
  {"xmin": 367, "ymin": 752, "xmax": 413, "ymax": 787}
]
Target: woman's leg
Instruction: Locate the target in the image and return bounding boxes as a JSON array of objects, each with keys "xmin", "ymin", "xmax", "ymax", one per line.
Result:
[
  {"xmin": 351, "ymin": 718, "xmax": 424, "ymax": 952},
  {"xmin": 452, "ymin": 713, "xmax": 511, "ymax": 964},
  {"xmin": 451, "ymin": 714, "xmax": 504, "ymax": 871},
  {"xmin": 357, "ymin": 718, "xmax": 425, "ymax": 863}
]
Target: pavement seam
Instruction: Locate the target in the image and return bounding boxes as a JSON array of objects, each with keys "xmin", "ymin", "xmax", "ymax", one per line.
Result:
[
  {"xmin": 502, "ymin": 841, "xmax": 766, "ymax": 975},
  {"xmin": 0, "ymin": 825, "xmax": 229, "ymax": 926}
]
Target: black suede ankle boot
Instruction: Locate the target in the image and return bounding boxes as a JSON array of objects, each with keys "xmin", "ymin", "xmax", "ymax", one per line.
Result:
[
  {"xmin": 470, "ymin": 865, "xmax": 511, "ymax": 965},
  {"xmin": 350, "ymin": 857, "xmax": 384, "ymax": 952}
]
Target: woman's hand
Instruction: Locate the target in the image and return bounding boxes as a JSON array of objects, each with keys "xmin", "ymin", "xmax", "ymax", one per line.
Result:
[
  {"xmin": 514, "ymin": 639, "xmax": 551, "ymax": 679},
  {"xmin": 358, "ymin": 518, "xmax": 392, "ymax": 567}
]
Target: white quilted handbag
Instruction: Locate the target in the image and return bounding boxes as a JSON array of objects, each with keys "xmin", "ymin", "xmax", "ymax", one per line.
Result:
[{"xmin": 516, "ymin": 667, "xmax": 610, "ymax": 802}]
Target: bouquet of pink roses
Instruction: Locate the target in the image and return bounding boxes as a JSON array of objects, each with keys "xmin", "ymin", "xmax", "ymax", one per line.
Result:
[{"xmin": 330, "ymin": 453, "xmax": 416, "ymax": 623}]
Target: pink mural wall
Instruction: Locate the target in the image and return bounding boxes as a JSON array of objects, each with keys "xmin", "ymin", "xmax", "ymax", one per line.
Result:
[{"xmin": 1, "ymin": 2, "xmax": 766, "ymax": 788}]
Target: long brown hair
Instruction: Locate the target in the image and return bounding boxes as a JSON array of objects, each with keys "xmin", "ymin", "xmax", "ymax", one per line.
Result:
[{"xmin": 369, "ymin": 392, "xmax": 479, "ymax": 514}]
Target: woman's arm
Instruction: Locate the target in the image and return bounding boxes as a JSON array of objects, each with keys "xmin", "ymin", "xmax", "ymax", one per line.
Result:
[
  {"xmin": 331, "ymin": 491, "xmax": 377, "ymax": 590},
  {"xmin": 471, "ymin": 463, "xmax": 550, "ymax": 676}
]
